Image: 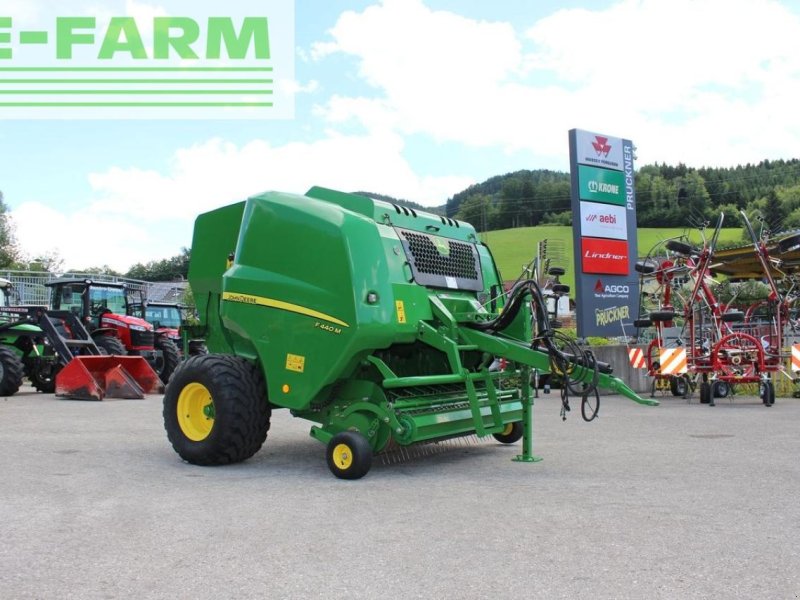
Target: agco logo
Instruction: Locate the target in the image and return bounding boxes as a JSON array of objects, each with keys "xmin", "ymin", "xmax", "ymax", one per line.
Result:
[
  {"xmin": 594, "ymin": 279, "xmax": 629, "ymax": 294},
  {"xmin": 592, "ymin": 136, "xmax": 612, "ymax": 157}
]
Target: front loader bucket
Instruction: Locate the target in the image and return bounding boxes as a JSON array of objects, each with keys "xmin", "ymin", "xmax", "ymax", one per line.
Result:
[{"xmin": 56, "ymin": 356, "xmax": 164, "ymax": 401}]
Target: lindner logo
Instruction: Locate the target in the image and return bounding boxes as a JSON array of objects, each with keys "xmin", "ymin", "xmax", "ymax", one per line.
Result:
[
  {"xmin": 592, "ymin": 136, "xmax": 612, "ymax": 157},
  {"xmin": 581, "ymin": 237, "xmax": 629, "ymax": 275},
  {"xmin": 0, "ymin": 0, "xmax": 295, "ymax": 120}
]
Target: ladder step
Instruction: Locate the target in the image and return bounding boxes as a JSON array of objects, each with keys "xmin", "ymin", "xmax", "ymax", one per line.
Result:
[{"xmin": 64, "ymin": 339, "xmax": 94, "ymax": 347}]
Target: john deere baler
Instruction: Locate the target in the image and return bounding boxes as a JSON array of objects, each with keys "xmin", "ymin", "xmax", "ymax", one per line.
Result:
[{"xmin": 164, "ymin": 186, "xmax": 654, "ymax": 478}]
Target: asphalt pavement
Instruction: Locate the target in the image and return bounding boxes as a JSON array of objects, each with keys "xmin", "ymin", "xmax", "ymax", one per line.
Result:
[{"xmin": 1, "ymin": 386, "xmax": 799, "ymax": 599}]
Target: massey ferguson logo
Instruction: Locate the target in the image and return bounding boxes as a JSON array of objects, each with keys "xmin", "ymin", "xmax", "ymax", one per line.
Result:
[{"xmin": 592, "ymin": 136, "xmax": 612, "ymax": 157}]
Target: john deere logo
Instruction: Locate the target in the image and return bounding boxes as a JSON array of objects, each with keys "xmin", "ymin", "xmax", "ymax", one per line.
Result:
[
  {"xmin": 433, "ymin": 236, "xmax": 450, "ymax": 257},
  {"xmin": 0, "ymin": 0, "xmax": 294, "ymax": 120}
]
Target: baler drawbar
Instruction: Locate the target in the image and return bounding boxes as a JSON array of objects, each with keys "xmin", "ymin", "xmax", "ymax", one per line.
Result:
[{"xmin": 164, "ymin": 187, "xmax": 655, "ymax": 479}]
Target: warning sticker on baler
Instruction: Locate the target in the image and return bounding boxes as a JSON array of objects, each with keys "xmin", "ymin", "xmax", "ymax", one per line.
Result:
[
  {"xmin": 396, "ymin": 300, "xmax": 407, "ymax": 324},
  {"xmin": 286, "ymin": 354, "xmax": 305, "ymax": 373}
]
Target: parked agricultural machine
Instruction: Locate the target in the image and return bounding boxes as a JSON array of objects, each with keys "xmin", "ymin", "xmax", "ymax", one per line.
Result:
[
  {"xmin": 47, "ymin": 279, "xmax": 180, "ymax": 384},
  {"xmin": 129, "ymin": 301, "xmax": 207, "ymax": 358},
  {"xmin": 164, "ymin": 187, "xmax": 657, "ymax": 479},
  {"xmin": 634, "ymin": 211, "xmax": 800, "ymax": 406}
]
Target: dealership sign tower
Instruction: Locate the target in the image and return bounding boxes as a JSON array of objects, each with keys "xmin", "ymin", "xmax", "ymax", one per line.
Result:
[{"xmin": 568, "ymin": 128, "xmax": 638, "ymax": 338}]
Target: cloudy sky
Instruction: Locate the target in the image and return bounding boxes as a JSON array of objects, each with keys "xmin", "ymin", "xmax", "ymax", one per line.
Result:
[{"xmin": 2, "ymin": 0, "xmax": 800, "ymax": 272}]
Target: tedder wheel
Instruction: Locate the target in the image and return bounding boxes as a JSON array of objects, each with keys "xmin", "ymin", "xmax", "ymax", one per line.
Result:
[
  {"xmin": 163, "ymin": 354, "xmax": 271, "ymax": 465},
  {"xmin": 713, "ymin": 381, "xmax": 731, "ymax": 398},
  {"xmin": 699, "ymin": 382, "xmax": 711, "ymax": 404},
  {"xmin": 493, "ymin": 421, "xmax": 523, "ymax": 444},
  {"xmin": 666, "ymin": 239, "xmax": 695, "ymax": 255},
  {"xmin": 649, "ymin": 311, "xmax": 676, "ymax": 322},
  {"xmin": 326, "ymin": 431, "xmax": 373, "ymax": 480},
  {"xmin": 759, "ymin": 380, "xmax": 775, "ymax": 407},
  {"xmin": 670, "ymin": 375, "xmax": 688, "ymax": 397},
  {"xmin": 94, "ymin": 335, "xmax": 126, "ymax": 356},
  {"xmin": 551, "ymin": 284, "xmax": 570, "ymax": 295},
  {"xmin": 0, "ymin": 346, "xmax": 24, "ymax": 396},
  {"xmin": 154, "ymin": 336, "xmax": 181, "ymax": 384},
  {"xmin": 548, "ymin": 267, "xmax": 565, "ymax": 277}
]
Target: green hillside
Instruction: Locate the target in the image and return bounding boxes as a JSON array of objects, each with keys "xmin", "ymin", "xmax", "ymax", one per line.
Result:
[{"xmin": 482, "ymin": 226, "xmax": 744, "ymax": 291}]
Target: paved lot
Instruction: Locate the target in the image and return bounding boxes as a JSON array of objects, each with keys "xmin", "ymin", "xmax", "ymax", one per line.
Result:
[{"xmin": 1, "ymin": 386, "xmax": 799, "ymax": 599}]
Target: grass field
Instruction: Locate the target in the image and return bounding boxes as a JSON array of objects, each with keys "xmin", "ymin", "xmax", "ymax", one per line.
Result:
[{"xmin": 482, "ymin": 225, "xmax": 745, "ymax": 291}]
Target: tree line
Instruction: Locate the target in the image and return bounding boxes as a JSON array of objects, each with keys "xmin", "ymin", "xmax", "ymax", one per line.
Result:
[{"xmin": 446, "ymin": 159, "xmax": 800, "ymax": 235}]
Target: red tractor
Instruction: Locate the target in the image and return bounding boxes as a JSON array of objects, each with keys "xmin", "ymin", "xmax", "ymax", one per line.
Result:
[
  {"xmin": 47, "ymin": 278, "xmax": 180, "ymax": 384},
  {"xmin": 129, "ymin": 300, "xmax": 207, "ymax": 357}
]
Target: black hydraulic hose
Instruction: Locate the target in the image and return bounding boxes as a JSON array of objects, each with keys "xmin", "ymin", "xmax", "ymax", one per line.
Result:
[{"xmin": 468, "ymin": 279, "xmax": 601, "ymax": 400}]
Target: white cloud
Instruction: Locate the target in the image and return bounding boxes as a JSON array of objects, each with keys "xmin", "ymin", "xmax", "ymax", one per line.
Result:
[
  {"xmin": 312, "ymin": 0, "xmax": 800, "ymax": 167},
  {"xmin": 11, "ymin": 132, "xmax": 474, "ymax": 272}
]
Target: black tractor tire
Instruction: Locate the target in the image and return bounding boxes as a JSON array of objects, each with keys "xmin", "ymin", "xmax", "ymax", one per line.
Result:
[
  {"xmin": 326, "ymin": 431, "xmax": 373, "ymax": 480},
  {"xmin": 154, "ymin": 336, "xmax": 181, "ymax": 384},
  {"xmin": 670, "ymin": 376, "xmax": 688, "ymax": 397},
  {"xmin": 188, "ymin": 341, "xmax": 208, "ymax": 356},
  {"xmin": 94, "ymin": 335, "xmax": 126, "ymax": 356},
  {"xmin": 0, "ymin": 346, "xmax": 24, "ymax": 396},
  {"xmin": 634, "ymin": 319, "xmax": 653, "ymax": 328},
  {"xmin": 649, "ymin": 311, "xmax": 676, "ymax": 322},
  {"xmin": 551, "ymin": 284, "xmax": 570, "ymax": 295},
  {"xmin": 164, "ymin": 354, "xmax": 271, "ymax": 466},
  {"xmin": 29, "ymin": 360, "xmax": 60, "ymax": 393},
  {"xmin": 666, "ymin": 239, "xmax": 695, "ymax": 255},
  {"xmin": 492, "ymin": 421, "xmax": 523, "ymax": 444}
]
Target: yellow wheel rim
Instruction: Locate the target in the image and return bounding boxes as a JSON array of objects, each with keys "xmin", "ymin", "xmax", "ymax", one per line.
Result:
[
  {"xmin": 332, "ymin": 443, "xmax": 353, "ymax": 470},
  {"xmin": 177, "ymin": 382, "xmax": 214, "ymax": 441},
  {"xmin": 501, "ymin": 423, "xmax": 514, "ymax": 436}
]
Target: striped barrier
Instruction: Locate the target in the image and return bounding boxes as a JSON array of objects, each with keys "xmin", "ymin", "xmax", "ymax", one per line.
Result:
[
  {"xmin": 792, "ymin": 344, "xmax": 800, "ymax": 372},
  {"xmin": 628, "ymin": 347, "xmax": 646, "ymax": 369},
  {"xmin": 659, "ymin": 347, "xmax": 688, "ymax": 374}
]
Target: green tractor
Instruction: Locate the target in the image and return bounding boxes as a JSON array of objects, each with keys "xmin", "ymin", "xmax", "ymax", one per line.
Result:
[
  {"xmin": 164, "ymin": 187, "xmax": 655, "ymax": 479},
  {"xmin": 0, "ymin": 278, "xmax": 60, "ymax": 394}
]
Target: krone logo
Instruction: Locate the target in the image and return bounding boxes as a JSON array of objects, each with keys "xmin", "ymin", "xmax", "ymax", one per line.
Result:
[{"xmin": 588, "ymin": 181, "xmax": 598, "ymax": 192}]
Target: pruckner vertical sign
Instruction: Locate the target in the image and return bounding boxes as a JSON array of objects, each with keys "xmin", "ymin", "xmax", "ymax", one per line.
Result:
[
  {"xmin": 0, "ymin": 0, "xmax": 294, "ymax": 119},
  {"xmin": 568, "ymin": 129, "xmax": 638, "ymax": 338}
]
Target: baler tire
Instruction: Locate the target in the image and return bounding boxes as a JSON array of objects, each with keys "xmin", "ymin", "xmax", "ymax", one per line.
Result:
[
  {"xmin": 492, "ymin": 421, "xmax": 523, "ymax": 444},
  {"xmin": 163, "ymin": 354, "xmax": 271, "ymax": 466},
  {"xmin": 326, "ymin": 431, "xmax": 372, "ymax": 480},
  {"xmin": 155, "ymin": 336, "xmax": 180, "ymax": 384},
  {"xmin": 0, "ymin": 346, "xmax": 24, "ymax": 396},
  {"xmin": 94, "ymin": 335, "xmax": 126, "ymax": 356}
]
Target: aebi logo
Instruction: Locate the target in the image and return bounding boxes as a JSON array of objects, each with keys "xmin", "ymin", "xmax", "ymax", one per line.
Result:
[{"xmin": 585, "ymin": 213, "xmax": 616, "ymax": 224}]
